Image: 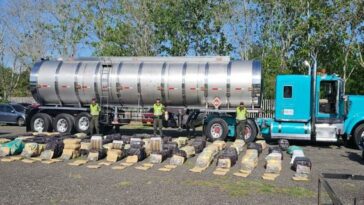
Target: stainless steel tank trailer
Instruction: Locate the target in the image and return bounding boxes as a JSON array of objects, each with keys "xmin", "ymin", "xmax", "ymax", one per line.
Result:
[{"xmin": 26, "ymin": 56, "xmax": 262, "ymax": 141}]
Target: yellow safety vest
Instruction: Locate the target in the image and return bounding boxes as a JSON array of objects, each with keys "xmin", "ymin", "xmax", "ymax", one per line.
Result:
[
  {"xmin": 153, "ymin": 103, "xmax": 164, "ymax": 116},
  {"xmin": 90, "ymin": 104, "xmax": 101, "ymax": 116},
  {"xmin": 236, "ymin": 107, "xmax": 247, "ymax": 121}
]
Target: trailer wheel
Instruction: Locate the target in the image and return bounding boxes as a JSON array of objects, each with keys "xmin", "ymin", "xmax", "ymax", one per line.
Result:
[
  {"xmin": 205, "ymin": 118, "xmax": 228, "ymax": 142},
  {"xmin": 241, "ymin": 119, "xmax": 258, "ymax": 143},
  {"xmin": 353, "ymin": 124, "xmax": 364, "ymax": 149},
  {"xmin": 30, "ymin": 113, "xmax": 52, "ymax": 132},
  {"xmin": 75, "ymin": 112, "xmax": 91, "ymax": 134},
  {"xmin": 53, "ymin": 113, "xmax": 75, "ymax": 134}
]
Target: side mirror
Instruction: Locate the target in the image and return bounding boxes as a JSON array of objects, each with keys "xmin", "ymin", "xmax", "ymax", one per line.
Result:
[{"xmin": 11, "ymin": 109, "xmax": 15, "ymax": 113}]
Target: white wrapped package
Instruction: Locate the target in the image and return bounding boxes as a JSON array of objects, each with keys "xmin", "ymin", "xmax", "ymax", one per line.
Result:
[{"xmin": 290, "ymin": 150, "xmax": 304, "ymax": 164}]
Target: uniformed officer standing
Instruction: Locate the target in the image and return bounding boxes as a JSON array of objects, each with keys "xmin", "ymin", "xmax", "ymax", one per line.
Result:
[
  {"xmin": 90, "ymin": 98, "xmax": 101, "ymax": 135},
  {"xmin": 153, "ymin": 98, "xmax": 165, "ymax": 136},
  {"xmin": 236, "ymin": 102, "xmax": 247, "ymax": 139}
]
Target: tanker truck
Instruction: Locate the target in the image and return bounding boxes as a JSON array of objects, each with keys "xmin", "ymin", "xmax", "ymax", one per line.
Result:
[
  {"xmin": 25, "ymin": 56, "xmax": 364, "ymax": 147},
  {"xmin": 26, "ymin": 56, "xmax": 262, "ymax": 142}
]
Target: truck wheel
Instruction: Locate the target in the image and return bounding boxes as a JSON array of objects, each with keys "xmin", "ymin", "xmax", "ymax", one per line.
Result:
[
  {"xmin": 75, "ymin": 112, "xmax": 91, "ymax": 134},
  {"xmin": 30, "ymin": 113, "xmax": 52, "ymax": 132},
  {"xmin": 353, "ymin": 124, "xmax": 364, "ymax": 149},
  {"xmin": 53, "ymin": 113, "xmax": 75, "ymax": 134},
  {"xmin": 205, "ymin": 118, "xmax": 228, "ymax": 142},
  {"xmin": 242, "ymin": 119, "xmax": 258, "ymax": 143},
  {"xmin": 17, "ymin": 117, "xmax": 25, "ymax": 126}
]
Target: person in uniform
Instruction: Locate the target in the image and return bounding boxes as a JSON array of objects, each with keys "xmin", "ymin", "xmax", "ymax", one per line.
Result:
[
  {"xmin": 153, "ymin": 98, "xmax": 165, "ymax": 136},
  {"xmin": 236, "ymin": 102, "xmax": 247, "ymax": 139},
  {"xmin": 90, "ymin": 98, "xmax": 101, "ymax": 135}
]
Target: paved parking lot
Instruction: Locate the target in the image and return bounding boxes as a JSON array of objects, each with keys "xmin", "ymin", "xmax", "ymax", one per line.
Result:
[{"xmin": 0, "ymin": 125, "xmax": 363, "ymax": 205}]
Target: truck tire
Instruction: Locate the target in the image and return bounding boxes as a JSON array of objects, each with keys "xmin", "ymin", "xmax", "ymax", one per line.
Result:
[
  {"xmin": 75, "ymin": 112, "xmax": 91, "ymax": 134},
  {"xmin": 205, "ymin": 118, "xmax": 228, "ymax": 142},
  {"xmin": 30, "ymin": 113, "xmax": 52, "ymax": 132},
  {"xmin": 242, "ymin": 119, "xmax": 258, "ymax": 143},
  {"xmin": 53, "ymin": 113, "xmax": 75, "ymax": 134},
  {"xmin": 353, "ymin": 124, "xmax": 364, "ymax": 149}
]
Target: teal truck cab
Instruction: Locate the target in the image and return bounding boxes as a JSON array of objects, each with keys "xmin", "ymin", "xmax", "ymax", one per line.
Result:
[{"xmin": 203, "ymin": 60, "xmax": 364, "ymax": 148}]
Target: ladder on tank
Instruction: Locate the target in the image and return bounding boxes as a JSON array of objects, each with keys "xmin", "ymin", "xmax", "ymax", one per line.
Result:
[{"xmin": 100, "ymin": 59, "xmax": 112, "ymax": 124}]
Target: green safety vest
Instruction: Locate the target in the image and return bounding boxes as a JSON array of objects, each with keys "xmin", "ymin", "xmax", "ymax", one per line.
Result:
[
  {"xmin": 90, "ymin": 104, "xmax": 101, "ymax": 116},
  {"xmin": 236, "ymin": 107, "xmax": 247, "ymax": 121},
  {"xmin": 153, "ymin": 103, "xmax": 164, "ymax": 116}
]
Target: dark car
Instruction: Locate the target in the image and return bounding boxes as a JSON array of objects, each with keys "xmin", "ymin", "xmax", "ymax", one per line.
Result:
[{"xmin": 0, "ymin": 103, "xmax": 26, "ymax": 126}]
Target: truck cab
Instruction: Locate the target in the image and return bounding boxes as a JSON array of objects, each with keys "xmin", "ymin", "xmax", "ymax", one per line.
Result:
[{"xmin": 258, "ymin": 72, "xmax": 364, "ymax": 147}]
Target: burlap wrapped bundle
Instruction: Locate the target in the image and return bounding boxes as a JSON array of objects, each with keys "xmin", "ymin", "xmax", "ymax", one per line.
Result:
[
  {"xmin": 106, "ymin": 149, "xmax": 123, "ymax": 162},
  {"xmin": 241, "ymin": 149, "xmax": 258, "ymax": 171},
  {"xmin": 61, "ymin": 138, "xmax": 81, "ymax": 160},
  {"xmin": 196, "ymin": 150, "xmax": 215, "ymax": 169},
  {"xmin": 179, "ymin": 145, "xmax": 195, "ymax": 158},
  {"xmin": 21, "ymin": 142, "xmax": 40, "ymax": 158},
  {"xmin": 212, "ymin": 140, "xmax": 226, "ymax": 151},
  {"xmin": 150, "ymin": 137, "xmax": 162, "ymax": 153},
  {"xmin": 170, "ymin": 154, "xmax": 185, "ymax": 165}
]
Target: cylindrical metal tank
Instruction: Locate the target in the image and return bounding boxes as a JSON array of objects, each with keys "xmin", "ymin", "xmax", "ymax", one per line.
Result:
[{"xmin": 30, "ymin": 56, "xmax": 262, "ymax": 108}]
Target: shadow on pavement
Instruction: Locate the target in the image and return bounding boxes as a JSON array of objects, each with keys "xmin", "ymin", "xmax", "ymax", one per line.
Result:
[{"xmin": 345, "ymin": 151, "xmax": 364, "ymax": 165}]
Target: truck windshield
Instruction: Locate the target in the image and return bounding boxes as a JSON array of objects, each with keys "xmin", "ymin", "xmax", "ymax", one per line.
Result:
[{"xmin": 319, "ymin": 81, "xmax": 337, "ymax": 114}]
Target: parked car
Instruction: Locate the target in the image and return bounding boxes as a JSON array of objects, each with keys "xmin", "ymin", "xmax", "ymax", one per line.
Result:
[{"xmin": 0, "ymin": 103, "xmax": 26, "ymax": 126}]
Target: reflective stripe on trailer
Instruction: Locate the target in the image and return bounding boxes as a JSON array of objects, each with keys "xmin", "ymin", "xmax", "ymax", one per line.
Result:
[
  {"xmin": 102, "ymin": 85, "xmax": 109, "ymax": 91},
  {"xmin": 158, "ymin": 87, "xmax": 178, "ymax": 91},
  {"xmin": 76, "ymin": 84, "xmax": 90, "ymax": 89},
  {"xmin": 117, "ymin": 85, "xmax": 133, "ymax": 90},
  {"xmin": 37, "ymin": 84, "xmax": 51, "ymax": 88}
]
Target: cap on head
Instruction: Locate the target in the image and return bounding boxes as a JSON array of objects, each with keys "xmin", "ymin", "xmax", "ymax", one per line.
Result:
[{"xmin": 240, "ymin": 102, "xmax": 244, "ymax": 106}]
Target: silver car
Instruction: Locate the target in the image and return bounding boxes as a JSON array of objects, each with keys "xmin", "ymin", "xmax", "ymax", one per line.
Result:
[{"xmin": 0, "ymin": 103, "xmax": 26, "ymax": 126}]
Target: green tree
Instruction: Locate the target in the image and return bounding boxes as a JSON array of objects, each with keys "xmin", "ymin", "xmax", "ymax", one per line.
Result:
[
  {"xmin": 90, "ymin": 0, "xmax": 233, "ymax": 56},
  {"xmin": 43, "ymin": 0, "xmax": 89, "ymax": 57},
  {"xmin": 150, "ymin": 0, "xmax": 233, "ymax": 56}
]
